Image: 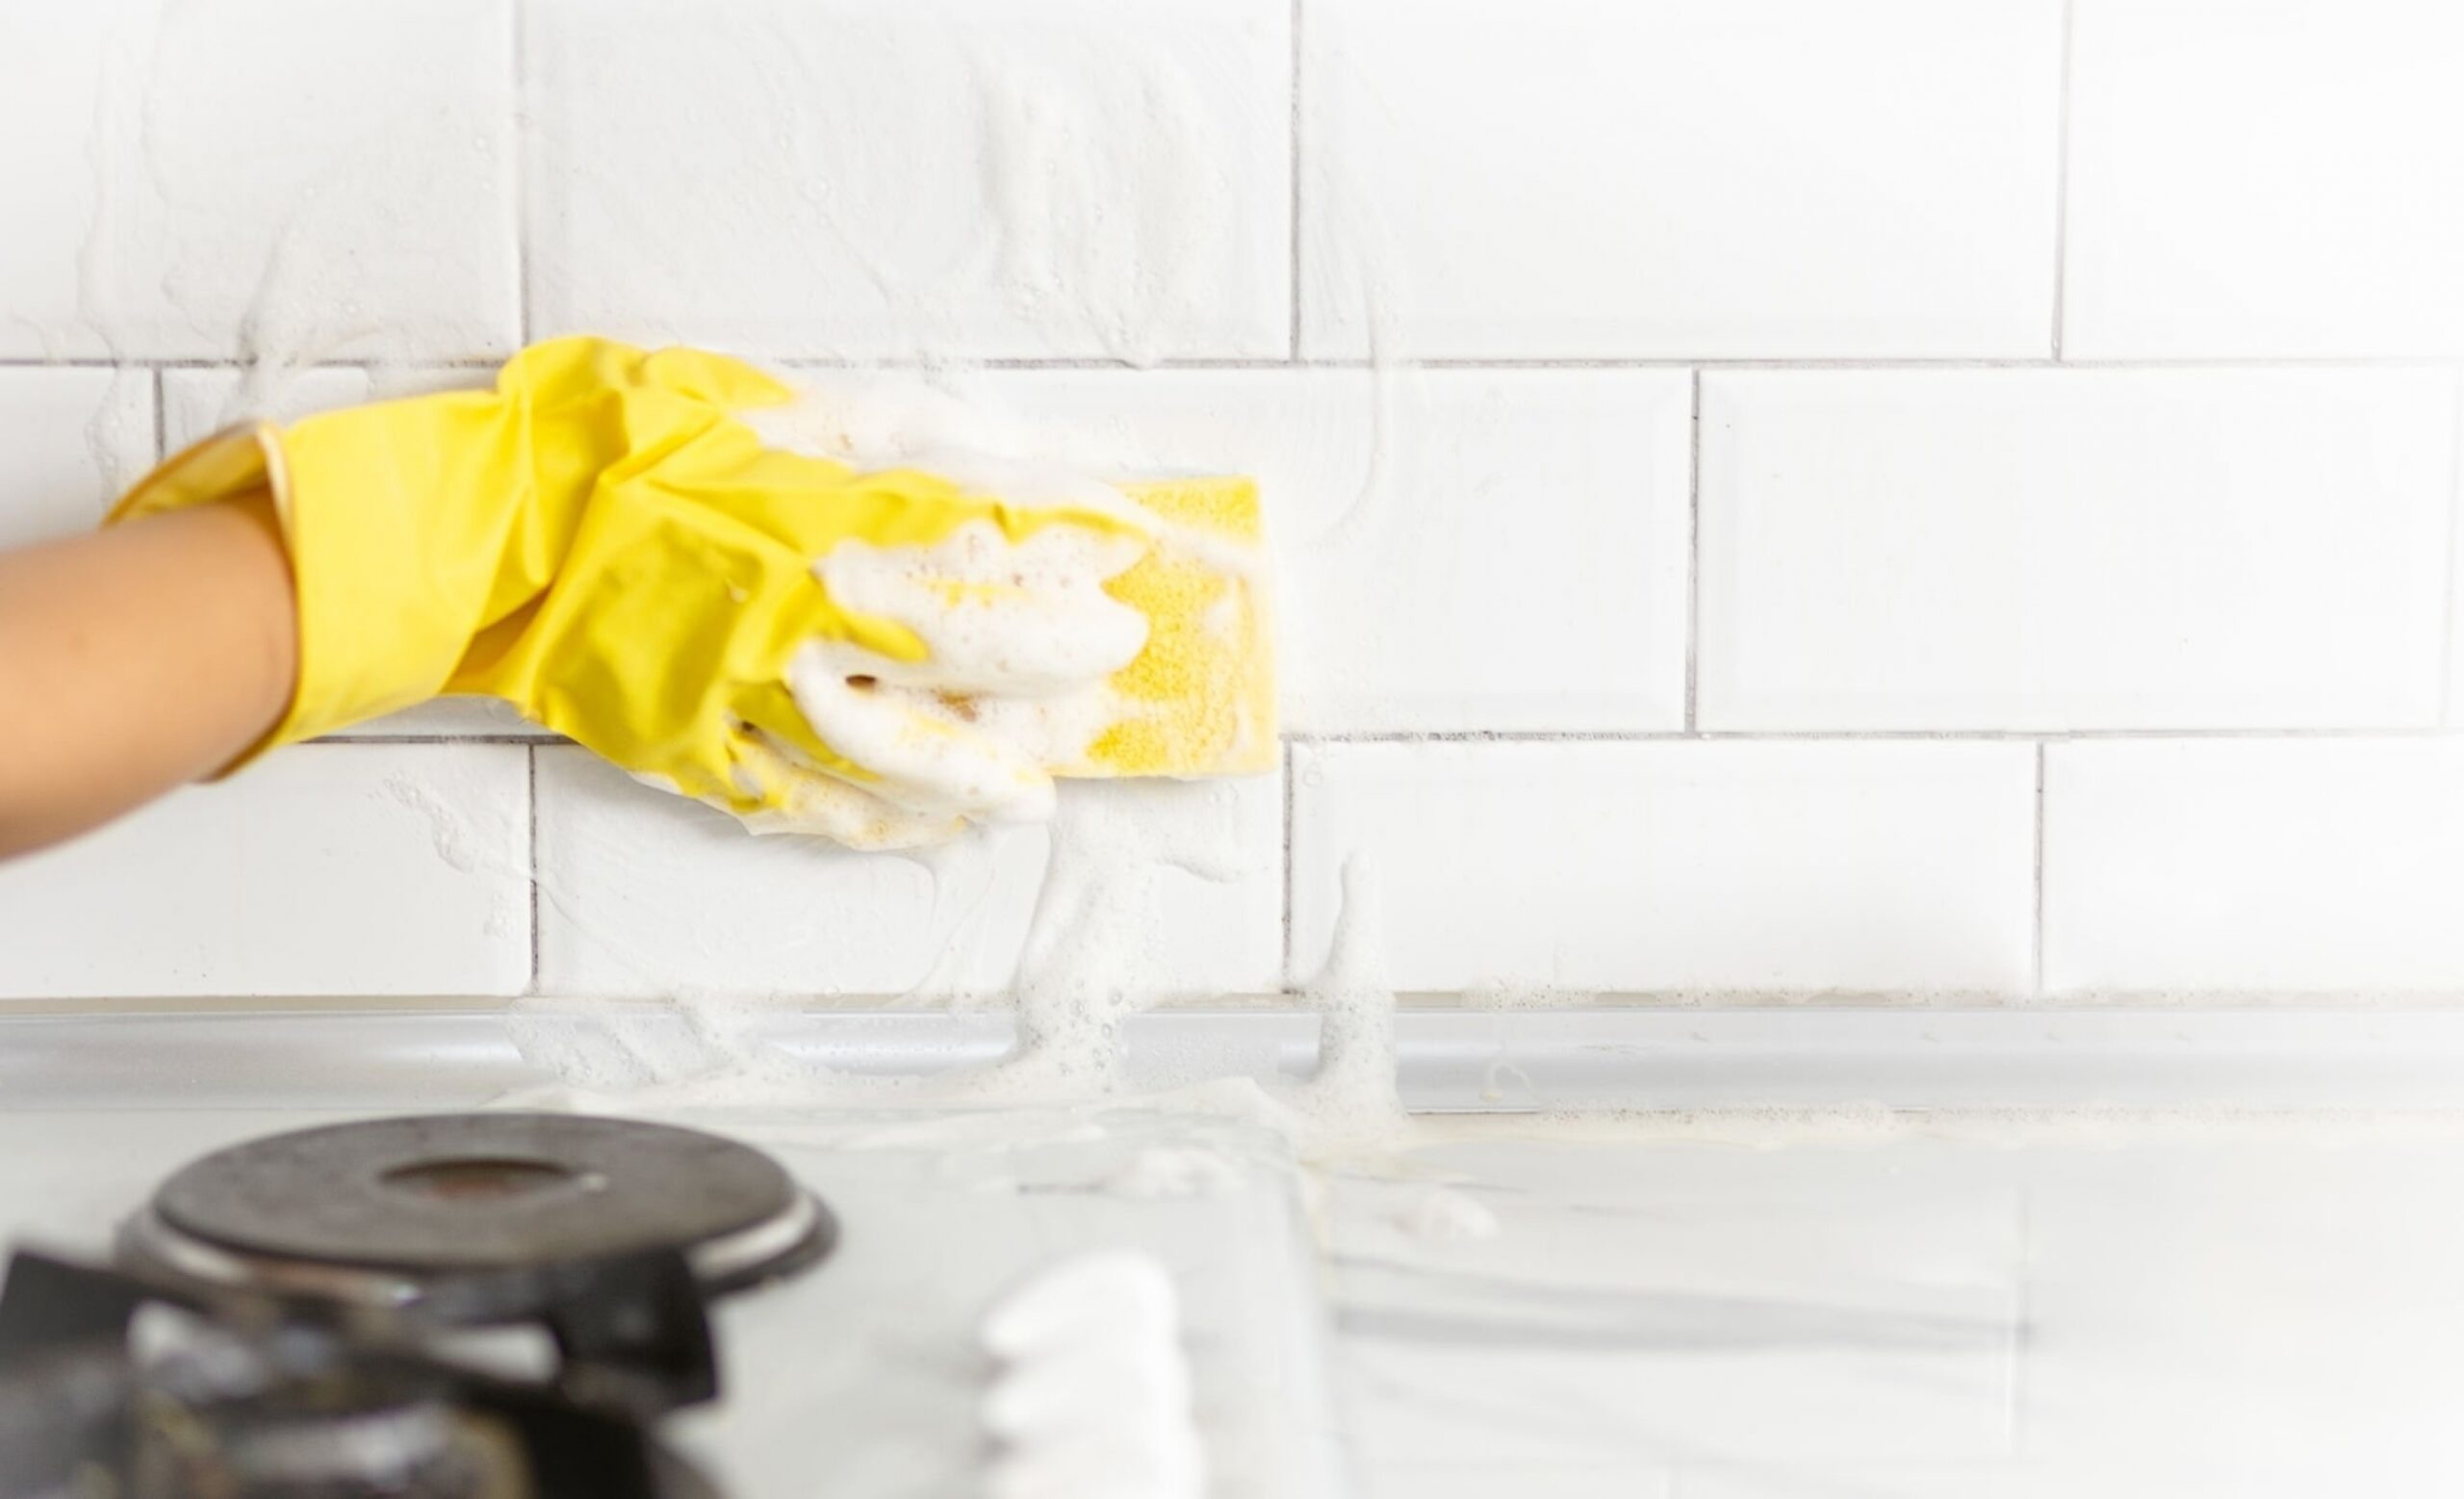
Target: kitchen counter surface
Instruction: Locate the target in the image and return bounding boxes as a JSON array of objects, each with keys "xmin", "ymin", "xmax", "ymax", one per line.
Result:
[
  {"xmin": 5, "ymin": 1012, "xmax": 2462, "ymax": 1499},
  {"xmin": 1322, "ymin": 1115, "xmax": 2464, "ymax": 1498}
]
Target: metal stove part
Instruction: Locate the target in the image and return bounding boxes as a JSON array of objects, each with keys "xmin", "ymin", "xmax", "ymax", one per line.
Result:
[
  {"xmin": 121, "ymin": 1114, "xmax": 833, "ymax": 1300},
  {"xmin": 0, "ymin": 1251, "xmax": 723, "ymax": 1499},
  {"xmin": 113, "ymin": 1114, "xmax": 834, "ymax": 1420},
  {"xmin": 0, "ymin": 1117, "xmax": 836, "ymax": 1496}
]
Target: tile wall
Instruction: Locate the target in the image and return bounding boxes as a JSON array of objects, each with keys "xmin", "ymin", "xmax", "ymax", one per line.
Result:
[{"xmin": 3, "ymin": 0, "xmax": 2460, "ymax": 1001}]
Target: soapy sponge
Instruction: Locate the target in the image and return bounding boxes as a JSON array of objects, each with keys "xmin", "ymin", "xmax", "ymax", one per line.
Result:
[{"xmin": 1076, "ymin": 476, "xmax": 1277, "ymax": 780}]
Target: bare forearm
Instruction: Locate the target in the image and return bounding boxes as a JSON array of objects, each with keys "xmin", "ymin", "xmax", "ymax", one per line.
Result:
[{"xmin": 0, "ymin": 493, "xmax": 297, "ymax": 859}]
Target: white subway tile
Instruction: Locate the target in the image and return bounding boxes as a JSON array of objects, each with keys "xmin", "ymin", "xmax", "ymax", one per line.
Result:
[
  {"xmin": 941, "ymin": 368, "xmax": 1691, "ymax": 734},
  {"xmin": 0, "ymin": 370, "xmax": 151, "ymax": 549},
  {"xmin": 2043, "ymin": 739, "xmax": 2464, "ymax": 996},
  {"xmin": 2066, "ymin": 1, "xmax": 2464, "ymax": 358},
  {"xmin": 528, "ymin": 0, "xmax": 1289, "ymax": 361},
  {"xmin": 0, "ymin": 745, "xmax": 528, "ymax": 999},
  {"xmin": 0, "ymin": 0, "xmax": 517, "ymax": 361},
  {"xmin": 159, "ymin": 365, "xmax": 550, "ymax": 740},
  {"xmin": 1289, "ymin": 741, "xmax": 2035, "ymax": 996},
  {"xmin": 534, "ymin": 746, "xmax": 1280, "ymax": 999},
  {"xmin": 1698, "ymin": 370, "xmax": 2457, "ymax": 732},
  {"xmin": 1299, "ymin": 0, "xmax": 2062, "ymax": 358}
]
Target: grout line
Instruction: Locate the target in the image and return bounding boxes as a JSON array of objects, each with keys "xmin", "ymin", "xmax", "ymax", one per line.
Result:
[
  {"xmin": 2031, "ymin": 742, "xmax": 2048, "ymax": 998},
  {"xmin": 311, "ymin": 734, "xmax": 559, "ymax": 746},
  {"xmin": 148, "ymin": 369, "xmax": 166, "ymax": 464},
  {"xmin": 1283, "ymin": 726, "xmax": 2464, "ymax": 745},
  {"xmin": 1288, "ymin": 0, "xmax": 1303, "ymax": 361},
  {"xmin": 1281, "ymin": 741, "xmax": 1297, "ymax": 990},
  {"xmin": 526, "ymin": 746, "xmax": 541, "ymax": 996},
  {"xmin": 2049, "ymin": 0, "xmax": 2075, "ymax": 359},
  {"xmin": 1684, "ymin": 370, "xmax": 1703, "ymax": 731},
  {"xmin": 884, "ymin": 354, "xmax": 2464, "ymax": 374},
  {"xmin": 321, "ymin": 727, "xmax": 2464, "ymax": 749},
  {"xmin": 13, "ymin": 354, "xmax": 2464, "ymax": 375},
  {"xmin": 0, "ymin": 358, "xmax": 511, "ymax": 373},
  {"xmin": 510, "ymin": 0, "xmax": 531, "ymax": 349}
]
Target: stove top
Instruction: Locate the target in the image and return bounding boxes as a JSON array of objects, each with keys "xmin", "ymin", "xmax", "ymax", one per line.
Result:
[
  {"xmin": 0, "ymin": 1114, "xmax": 834, "ymax": 1499},
  {"xmin": 0, "ymin": 1101, "xmax": 1345, "ymax": 1499}
]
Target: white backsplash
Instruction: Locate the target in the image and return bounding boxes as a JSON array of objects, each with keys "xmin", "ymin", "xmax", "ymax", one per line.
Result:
[{"xmin": 4, "ymin": 0, "xmax": 2462, "ymax": 1002}]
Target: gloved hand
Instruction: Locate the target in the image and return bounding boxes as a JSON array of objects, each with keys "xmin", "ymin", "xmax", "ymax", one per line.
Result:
[{"xmin": 109, "ymin": 337, "xmax": 1208, "ymax": 848}]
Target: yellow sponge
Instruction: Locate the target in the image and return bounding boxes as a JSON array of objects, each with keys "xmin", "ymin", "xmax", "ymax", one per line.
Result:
[{"xmin": 1077, "ymin": 476, "xmax": 1277, "ymax": 779}]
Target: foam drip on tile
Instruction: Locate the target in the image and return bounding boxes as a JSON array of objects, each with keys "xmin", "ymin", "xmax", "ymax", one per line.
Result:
[
  {"xmin": 491, "ymin": 371, "xmax": 1395, "ymax": 1150},
  {"xmin": 496, "ymin": 787, "xmax": 1419, "ymax": 1165}
]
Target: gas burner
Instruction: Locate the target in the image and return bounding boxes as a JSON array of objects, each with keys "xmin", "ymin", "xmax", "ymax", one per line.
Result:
[
  {"xmin": 122, "ymin": 1113, "xmax": 832, "ymax": 1325},
  {"xmin": 0, "ymin": 1114, "xmax": 835, "ymax": 1499}
]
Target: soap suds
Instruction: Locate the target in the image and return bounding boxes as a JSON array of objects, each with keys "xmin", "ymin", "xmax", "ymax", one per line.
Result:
[
  {"xmin": 781, "ymin": 646, "xmax": 1062, "ymax": 830},
  {"xmin": 379, "ymin": 774, "xmax": 486, "ymax": 874},
  {"xmin": 725, "ymin": 381, "xmax": 1270, "ymax": 848},
  {"xmin": 116, "ymin": 0, "xmax": 1408, "ymax": 1167},
  {"xmin": 372, "ymin": 764, "xmax": 530, "ymax": 961},
  {"xmin": 1106, "ymin": 1146, "xmax": 1248, "ymax": 1199},
  {"xmin": 813, "ymin": 521, "xmax": 1151, "ymax": 701},
  {"xmin": 1393, "ymin": 1186, "xmax": 1501, "ymax": 1243},
  {"xmin": 742, "ymin": 381, "xmax": 1129, "ymax": 511},
  {"xmin": 1283, "ymin": 857, "xmax": 1411, "ymax": 1154},
  {"xmin": 744, "ymin": 379, "xmax": 1271, "ymax": 590},
  {"xmin": 497, "ymin": 774, "xmax": 1368, "ymax": 1147},
  {"xmin": 979, "ymin": 1252, "xmax": 1205, "ymax": 1499},
  {"xmin": 957, "ymin": 783, "xmax": 1271, "ymax": 1104},
  {"xmin": 775, "ymin": 518, "xmax": 1154, "ymax": 833},
  {"xmin": 85, "ymin": 368, "xmax": 152, "ymax": 501}
]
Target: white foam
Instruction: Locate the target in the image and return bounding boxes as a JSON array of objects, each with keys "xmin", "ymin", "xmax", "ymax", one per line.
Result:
[
  {"xmin": 816, "ymin": 520, "xmax": 1151, "ymax": 695},
  {"xmin": 1282, "ymin": 856, "xmax": 1412, "ymax": 1155},
  {"xmin": 1394, "ymin": 1185, "xmax": 1502, "ymax": 1242},
  {"xmin": 783, "ymin": 644, "xmax": 1058, "ymax": 826},
  {"xmin": 981, "ymin": 1252, "xmax": 1206, "ymax": 1499},
  {"xmin": 1106, "ymin": 1145, "xmax": 1248, "ymax": 1199}
]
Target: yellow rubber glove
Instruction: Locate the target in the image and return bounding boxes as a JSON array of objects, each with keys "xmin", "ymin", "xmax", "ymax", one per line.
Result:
[{"xmin": 109, "ymin": 337, "xmax": 1236, "ymax": 848}]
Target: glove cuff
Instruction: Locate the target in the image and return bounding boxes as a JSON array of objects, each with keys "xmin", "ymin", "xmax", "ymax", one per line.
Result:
[
  {"xmin": 106, "ymin": 418, "xmax": 465, "ymax": 769},
  {"xmin": 105, "ymin": 424, "xmax": 317, "ymax": 772}
]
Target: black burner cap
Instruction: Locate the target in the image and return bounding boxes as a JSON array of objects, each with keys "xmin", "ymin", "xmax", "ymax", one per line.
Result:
[{"xmin": 120, "ymin": 1113, "xmax": 833, "ymax": 1318}]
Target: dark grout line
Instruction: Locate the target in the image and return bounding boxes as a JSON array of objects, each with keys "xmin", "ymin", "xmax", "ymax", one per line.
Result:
[
  {"xmin": 311, "ymin": 734, "xmax": 560, "ymax": 746},
  {"xmin": 12, "ymin": 354, "xmax": 2464, "ymax": 375},
  {"xmin": 2032, "ymin": 742, "xmax": 2048, "ymax": 998},
  {"xmin": 2050, "ymin": 0, "xmax": 2076, "ymax": 359},
  {"xmin": 876, "ymin": 354, "xmax": 2464, "ymax": 374},
  {"xmin": 148, "ymin": 370, "xmax": 166, "ymax": 464},
  {"xmin": 1280, "ymin": 741, "xmax": 1297, "ymax": 990},
  {"xmin": 526, "ymin": 746, "xmax": 542, "ymax": 996},
  {"xmin": 1284, "ymin": 726, "xmax": 2464, "ymax": 745},
  {"xmin": 0, "ymin": 358, "xmax": 509, "ymax": 372},
  {"xmin": 325, "ymin": 727, "xmax": 2464, "ymax": 752},
  {"xmin": 1684, "ymin": 369, "xmax": 1703, "ymax": 731}
]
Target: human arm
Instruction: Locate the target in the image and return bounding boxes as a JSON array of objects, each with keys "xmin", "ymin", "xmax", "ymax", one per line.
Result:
[{"xmin": 0, "ymin": 491, "xmax": 295, "ymax": 859}]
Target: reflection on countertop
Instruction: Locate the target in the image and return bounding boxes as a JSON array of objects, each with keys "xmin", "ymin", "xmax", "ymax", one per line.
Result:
[{"xmin": 1325, "ymin": 1115, "xmax": 2464, "ymax": 1499}]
